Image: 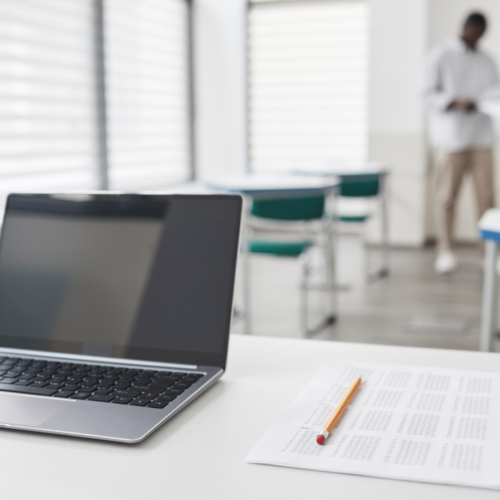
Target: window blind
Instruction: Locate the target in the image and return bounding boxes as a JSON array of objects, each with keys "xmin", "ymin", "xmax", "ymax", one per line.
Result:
[
  {"xmin": 0, "ymin": 0, "xmax": 192, "ymax": 212},
  {"xmin": 0, "ymin": 0, "xmax": 98, "ymax": 203},
  {"xmin": 248, "ymin": 0, "xmax": 369, "ymax": 173},
  {"xmin": 104, "ymin": 0, "xmax": 191, "ymax": 190}
]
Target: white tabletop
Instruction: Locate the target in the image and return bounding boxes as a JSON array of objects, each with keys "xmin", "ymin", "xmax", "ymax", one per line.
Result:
[
  {"xmin": 479, "ymin": 208, "xmax": 500, "ymax": 237},
  {"xmin": 206, "ymin": 173, "xmax": 338, "ymax": 197},
  {"xmin": 293, "ymin": 160, "xmax": 388, "ymax": 177},
  {"xmin": 3, "ymin": 334, "xmax": 500, "ymax": 499}
]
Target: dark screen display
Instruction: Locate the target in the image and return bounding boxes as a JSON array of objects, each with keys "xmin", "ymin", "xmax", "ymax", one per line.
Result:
[{"xmin": 0, "ymin": 194, "xmax": 242, "ymax": 368}]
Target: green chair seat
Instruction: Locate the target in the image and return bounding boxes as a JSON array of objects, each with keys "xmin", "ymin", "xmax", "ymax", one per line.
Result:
[
  {"xmin": 251, "ymin": 195, "xmax": 325, "ymax": 220},
  {"xmin": 339, "ymin": 177, "xmax": 380, "ymax": 197},
  {"xmin": 338, "ymin": 215, "xmax": 369, "ymax": 223},
  {"xmin": 249, "ymin": 239, "xmax": 312, "ymax": 257}
]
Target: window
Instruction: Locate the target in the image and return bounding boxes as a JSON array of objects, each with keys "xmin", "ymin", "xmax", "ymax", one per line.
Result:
[
  {"xmin": 247, "ymin": 0, "xmax": 369, "ymax": 173},
  {"xmin": 0, "ymin": 0, "xmax": 98, "ymax": 195},
  {"xmin": 105, "ymin": 0, "xmax": 191, "ymax": 190},
  {"xmin": 0, "ymin": 0, "xmax": 192, "ymax": 208}
]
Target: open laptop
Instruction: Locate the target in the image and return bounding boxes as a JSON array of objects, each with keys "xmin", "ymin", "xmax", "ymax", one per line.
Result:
[{"xmin": 0, "ymin": 193, "xmax": 242, "ymax": 443}]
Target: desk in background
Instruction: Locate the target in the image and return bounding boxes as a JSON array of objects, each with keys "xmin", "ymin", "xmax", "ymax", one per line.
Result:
[
  {"xmin": 3, "ymin": 334, "xmax": 499, "ymax": 500},
  {"xmin": 479, "ymin": 208, "xmax": 500, "ymax": 352},
  {"xmin": 206, "ymin": 174, "xmax": 339, "ymax": 336},
  {"xmin": 295, "ymin": 162, "xmax": 390, "ymax": 281}
]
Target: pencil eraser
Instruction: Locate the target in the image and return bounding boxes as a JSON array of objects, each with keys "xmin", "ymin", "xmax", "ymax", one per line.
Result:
[{"xmin": 316, "ymin": 435, "xmax": 325, "ymax": 445}]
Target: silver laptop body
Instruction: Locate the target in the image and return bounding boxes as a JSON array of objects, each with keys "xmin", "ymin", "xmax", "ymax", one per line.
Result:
[{"xmin": 0, "ymin": 193, "xmax": 242, "ymax": 443}]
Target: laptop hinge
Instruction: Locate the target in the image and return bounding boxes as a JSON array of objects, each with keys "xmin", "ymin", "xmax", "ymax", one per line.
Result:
[{"xmin": 0, "ymin": 348, "xmax": 197, "ymax": 370}]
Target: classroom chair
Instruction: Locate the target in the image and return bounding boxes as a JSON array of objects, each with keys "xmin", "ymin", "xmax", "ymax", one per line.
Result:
[
  {"xmin": 242, "ymin": 194, "xmax": 337, "ymax": 336},
  {"xmin": 336, "ymin": 172, "xmax": 389, "ymax": 282}
]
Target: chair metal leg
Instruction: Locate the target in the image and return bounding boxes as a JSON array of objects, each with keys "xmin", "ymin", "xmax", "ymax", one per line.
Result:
[
  {"xmin": 300, "ymin": 255, "xmax": 309, "ymax": 335},
  {"xmin": 300, "ymin": 227, "xmax": 337, "ymax": 338},
  {"xmin": 324, "ymin": 218, "xmax": 337, "ymax": 322},
  {"xmin": 242, "ymin": 198, "xmax": 252, "ymax": 335},
  {"xmin": 367, "ymin": 178, "xmax": 390, "ymax": 283},
  {"xmin": 242, "ymin": 247, "xmax": 251, "ymax": 335},
  {"xmin": 380, "ymin": 176, "xmax": 390, "ymax": 277}
]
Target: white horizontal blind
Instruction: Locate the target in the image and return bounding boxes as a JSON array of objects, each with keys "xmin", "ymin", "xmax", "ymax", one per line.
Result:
[
  {"xmin": 0, "ymin": 0, "xmax": 98, "ymax": 203},
  {"xmin": 248, "ymin": 0, "xmax": 369, "ymax": 172},
  {"xmin": 104, "ymin": 0, "xmax": 191, "ymax": 190}
]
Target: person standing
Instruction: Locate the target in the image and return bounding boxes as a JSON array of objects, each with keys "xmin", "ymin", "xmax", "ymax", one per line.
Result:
[{"xmin": 424, "ymin": 12, "xmax": 498, "ymax": 274}]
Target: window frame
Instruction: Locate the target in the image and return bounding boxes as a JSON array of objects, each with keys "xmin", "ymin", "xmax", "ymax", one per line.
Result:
[{"xmin": 91, "ymin": 0, "xmax": 195, "ymax": 189}]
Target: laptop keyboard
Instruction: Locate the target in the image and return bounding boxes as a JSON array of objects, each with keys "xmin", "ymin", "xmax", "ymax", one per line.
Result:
[{"xmin": 0, "ymin": 356, "xmax": 204, "ymax": 409}]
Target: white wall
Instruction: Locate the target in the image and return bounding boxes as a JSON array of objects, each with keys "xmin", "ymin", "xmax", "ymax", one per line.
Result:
[
  {"xmin": 194, "ymin": 0, "xmax": 432, "ymax": 246},
  {"xmin": 368, "ymin": 0, "xmax": 428, "ymax": 246},
  {"xmin": 193, "ymin": 0, "xmax": 500, "ymax": 246},
  {"xmin": 193, "ymin": 0, "xmax": 247, "ymax": 181},
  {"xmin": 427, "ymin": 1, "xmax": 500, "ymax": 243}
]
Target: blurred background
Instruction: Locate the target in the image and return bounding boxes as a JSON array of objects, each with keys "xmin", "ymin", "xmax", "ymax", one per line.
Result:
[{"xmin": 2, "ymin": 0, "xmax": 500, "ymax": 351}]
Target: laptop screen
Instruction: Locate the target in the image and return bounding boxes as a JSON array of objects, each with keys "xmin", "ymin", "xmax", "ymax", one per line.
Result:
[{"xmin": 0, "ymin": 194, "xmax": 242, "ymax": 368}]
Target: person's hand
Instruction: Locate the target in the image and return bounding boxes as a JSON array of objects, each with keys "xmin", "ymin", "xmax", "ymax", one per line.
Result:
[{"xmin": 448, "ymin": 99, "xmax": 476, "ymax": 112}]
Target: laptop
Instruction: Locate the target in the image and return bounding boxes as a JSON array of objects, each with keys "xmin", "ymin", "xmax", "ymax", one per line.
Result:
[{"xmin": 0, "ymin": 193, "xmax": 242, "ymax": 443}]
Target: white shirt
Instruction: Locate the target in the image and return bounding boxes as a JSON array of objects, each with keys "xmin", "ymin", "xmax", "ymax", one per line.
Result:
[{"xmin": 423, "ymin": 37, "xmax": 499, "ymax": 152}]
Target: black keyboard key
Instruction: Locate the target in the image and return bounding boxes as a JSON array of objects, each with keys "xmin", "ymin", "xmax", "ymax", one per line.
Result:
[
  {"xmin": 0, "ymin": 383, "xmax": 56, "ymax": 396},
  {"xmin": 2, "ymin": 358, "xmax": 19, "ymax": 365},
  {"xmin": 88, "ymin": 394, "xmax": 114, "ymax": 403},
  {"xmin": 112, "ymin": 397, "xmax": 132, "ymax": 404},
  {"xmin": 115, "ymin": 390, "xmax": 141, "ymax": 398},
  {"xmin": 131, "ymin": 384, "xmax": 150, "ymax": 390},
  {"xmin": 34, "ymin": 374, "xmax": 52, "ymax": 381},
  {"xmin": 164, "ymin": 389, "xmax": 183, "ymax": 395},
  {"xmin": 30, "ymin": 381, "xmax": 48, "ymax": 388},
  {"xmin": 130, "ymin": 398, "xmax": 151, "ymax": 406},
  {"xmin": 97, "ymin": 382, "xmax": 115, "ymax": 389},
  {"xmin": 82, "ymin": 377, "xmax": 99, "ymax": 384},
  {"xmin": 157, "ymin": 394, "xmax": 177, "ymax": 402},
  {"xmin": 80, "ymin": 385, "xmax": 96, "ymax": 392},
  {"xmin": 148, "ymin": 401, "xmax": 169, "ymax": 409},
  {"xmin": 14, "ymin": 380, "xmax": 32, "ymax": 386},
  {"xmin": 46, "ymin": 383, "xmax": 65, "ymax": 390},
  {"xmin": 54, "ymin": 390, "xmax": 74, "ymax": 398},
  {"xmin": 114, "ymin": 383, "xmax": 131, "ymax": 390},
  {"xmin": 62, "ymin": 384, "xmax": 80, "ymax": 391},
  {"xmin": 147, "ymin": 385, "xmax": 172, "ymax": 393},
  {"xmin": 176, "ymin": 383, "xmax": 193, "ymax": 390},
  {"xmin": 71, "ymin": 392, "xmax": 90, "ymax": 400},
  {"xmin": 95, "ymin": 388, "xmax": 114, "ymax": 395},
  {"xmin": 0, "ymin": 378, "xmax": 18, "ymax": 384},
  {"xmin": 151, "ymin": 376, "xmax": 177, "ymax": 385},
  {"xmin": 141, "ymin": 392, "xmax": 160, "ymax": 399}
]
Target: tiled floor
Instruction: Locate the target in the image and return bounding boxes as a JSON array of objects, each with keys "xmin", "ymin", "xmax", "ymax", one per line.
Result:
[{"xmin": 231, "ymin": 235, "xmax": 500, "ymax": 352}]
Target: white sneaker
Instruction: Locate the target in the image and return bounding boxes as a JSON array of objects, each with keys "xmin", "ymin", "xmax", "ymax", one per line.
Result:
[{"xmin": 435, "ymin": 251, "xmax": 457, "ymax": 274}]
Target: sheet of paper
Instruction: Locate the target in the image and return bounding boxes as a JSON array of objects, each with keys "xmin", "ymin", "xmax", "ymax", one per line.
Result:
[{"xmin": 245, "ymin": 361, "xmax": 500, "ymax": 490}]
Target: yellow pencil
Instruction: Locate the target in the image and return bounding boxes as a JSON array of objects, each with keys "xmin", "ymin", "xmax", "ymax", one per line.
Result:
[{"xmin": 316, "ymin": 376, "xmax": 362, "ymax": 445}]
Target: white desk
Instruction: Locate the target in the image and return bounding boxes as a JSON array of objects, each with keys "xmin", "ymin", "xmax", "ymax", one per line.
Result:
[
  {"xmin": 3, "ymin": 334, "xmax": 500, "ymax": 499},
  {"xmin": 206, "ymin": 173, "xmax": 339, "ymax": 198},
  {"xmin": 206, "ymin": 173, "xmax": 339, "ymax": 336}
]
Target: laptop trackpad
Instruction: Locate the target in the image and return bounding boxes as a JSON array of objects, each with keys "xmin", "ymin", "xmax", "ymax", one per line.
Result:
[{"xmin": 0, "ymin": 393, "xmax": 72, "ymax": 427}]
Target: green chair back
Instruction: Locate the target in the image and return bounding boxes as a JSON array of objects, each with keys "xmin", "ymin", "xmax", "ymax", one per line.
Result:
[
  {"xmin": 339, "ymin": 175, "xmax": 380, "ymax": 198},
  {"xmin": 251, "ymin": 195, "xmax": 325, "ymax": 221}
]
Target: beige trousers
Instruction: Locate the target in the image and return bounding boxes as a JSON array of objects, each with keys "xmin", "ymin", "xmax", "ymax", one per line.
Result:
[{"xmin": 435, "ymin": 149, "xmax": 495, "ymax": 252}]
